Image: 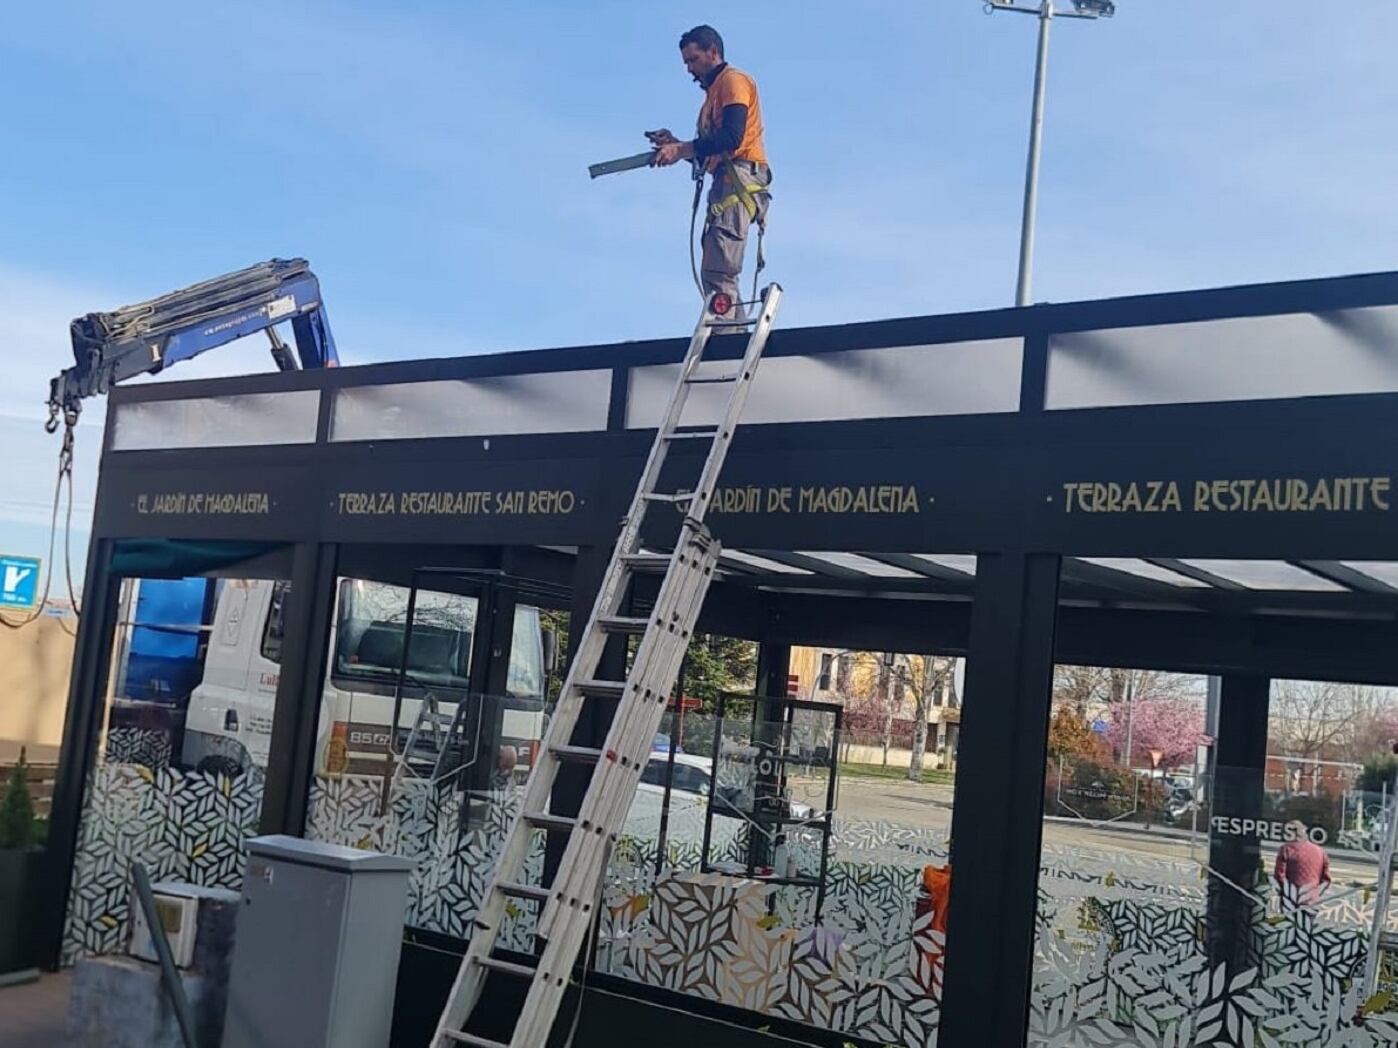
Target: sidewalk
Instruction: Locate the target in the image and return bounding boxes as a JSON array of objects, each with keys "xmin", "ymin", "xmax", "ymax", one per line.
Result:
[{"xmin": 0, "ymin": 971, "xmax": 70, "ymax": 1048}]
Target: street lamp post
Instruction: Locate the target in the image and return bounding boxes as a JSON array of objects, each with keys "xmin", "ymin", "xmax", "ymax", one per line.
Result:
[{"xmin": 984, "ymin": 0, "xmax": 1114, "ymax": 307}]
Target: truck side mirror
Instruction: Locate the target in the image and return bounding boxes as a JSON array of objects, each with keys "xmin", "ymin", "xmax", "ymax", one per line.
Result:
[{"xmin": 542, "ymin": 629, "xmax": 559, "ymax": 675}]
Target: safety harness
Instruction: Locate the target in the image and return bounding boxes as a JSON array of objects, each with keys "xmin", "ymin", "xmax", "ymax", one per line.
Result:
[{"xmin": 691, "ymin": 155, "xmax": 770, "ymax": 302}]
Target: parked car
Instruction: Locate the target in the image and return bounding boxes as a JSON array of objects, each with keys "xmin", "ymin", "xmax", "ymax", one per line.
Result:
[{"xmin": 626, "ymin": 753, "xmax": 718, "ymax": 845}]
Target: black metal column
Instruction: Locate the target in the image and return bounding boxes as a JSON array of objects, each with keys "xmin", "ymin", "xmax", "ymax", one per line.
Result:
[
  {"xmin": 755, "ymin": 642, "xmax": 792, "ymax": 700},
  {"xmin": 40, "ymin": 537, "xmax": 119, "ymax": 970},
  {"xmin": 748, "ymin": 642, "xmax": 792, "ymax": 871},
  {"xmin": 259, "ymin": 542, "xmax": 338, "ymax": 836},
  {"xmin": 940, "ymin": 552, "xmax": 1061, "ymax": 1048},
  {"xmin": 544, "ymin": 546, "xmax": 628, "ymax": 884},
  {"xmin": 1205, "ymin": 674, "xmax": 1270, "ymax": 972},
  {"xmin": 477, "ymin": 578, "xmax": 520, "ymax": 700}
]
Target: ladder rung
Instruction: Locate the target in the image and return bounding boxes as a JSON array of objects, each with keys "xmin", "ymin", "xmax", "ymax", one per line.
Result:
[
  {"xmin": 524, "ymin": 811, "xmax": 577, "ymax": 833},
  {"xmin": 641, "ymin": 492, "xmax": 694, "ymax": 503},
  {"xmin": 474, "ymin": 955, "xmax": 538, "ymax": 979},
  {"xmin": 550, "ymin": 744, "xmax": 603, "ymax": 763},
  {"xmin": 598, "ymin": 615, "xmax": 649, "ymax": 634},
  {"xmin": 576, "ymin": 679, "xmax": 626, "ymax": 699},
  {"xmin": 684, "ymin": 373, "xmax": 740, "ymax": 384},
  {"xmin": 621, "ymin": 552, "xmax": 673, "ymax": 570},
  {"xmin": 664, "ymin": 429, "xmax": 720, "ymax": 441},
  {"xmin": 442, "ymin": 1032, "xmax": 507, "ymax": 1048},
  {"xmin": 497, "ymin": 881, "xmax": 550, "ymax": 903}
]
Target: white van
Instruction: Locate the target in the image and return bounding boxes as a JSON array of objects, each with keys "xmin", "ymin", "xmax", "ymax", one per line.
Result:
[{"xmin": 171, "ymin": 577, "xmax": 547, "ymax": 780}]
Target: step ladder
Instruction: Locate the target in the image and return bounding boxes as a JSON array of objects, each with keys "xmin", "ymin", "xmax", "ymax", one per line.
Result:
[
  {"xmin": 397, "ymin": 695, "xmax": 479, "ymax": 783},
  {"xmin": 431, "ymin": 285, "xmax": 783, "ymax": 1048},
  {"xmin": 1364, "ymin": 755, "xmax": 1398, "ymax": 999},
  {"xmin": 379, "ymin": 694, "xmax": 479, "ymax": 817}
]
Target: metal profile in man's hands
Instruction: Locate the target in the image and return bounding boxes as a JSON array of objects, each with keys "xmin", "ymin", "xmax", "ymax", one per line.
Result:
[
  {"xmin": 589, "ymin": 127, "xmax": 680, "ymax": 179},
  {"xmin": 588, "ymin": 151, "xmax": 659, "ymax": 179}
]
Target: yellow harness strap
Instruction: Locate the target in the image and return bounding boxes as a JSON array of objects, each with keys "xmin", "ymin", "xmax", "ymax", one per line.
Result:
[{"xmin": 709, "ymin": 158, "xmax": 769, "ymax": 222}]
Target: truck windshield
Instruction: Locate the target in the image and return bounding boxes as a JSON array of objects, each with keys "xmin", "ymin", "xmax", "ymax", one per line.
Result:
[{"xmin": 334, "ymin": 580, "xmax": 477, "ymax": 689}]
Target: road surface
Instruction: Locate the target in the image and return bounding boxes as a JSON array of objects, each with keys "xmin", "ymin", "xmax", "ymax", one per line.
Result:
[{"xmin": 835, "ymin": 776, "xmax": 1380, "ymax": 885}]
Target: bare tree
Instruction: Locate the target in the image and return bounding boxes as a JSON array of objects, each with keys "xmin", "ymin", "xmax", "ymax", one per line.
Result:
[
  {"xmin": 839, "ymin": 654, "xmax": 898, "ymax": 763},
  {"xmin": 900, "ymin": 655, "xmax": 955, "ymax": 781},
  {"xmin": 1270, "ymin": 680, "xmax": 1398, "ymax": 764},
  {"xmin": 1052, "ymin": 667, "xmax": 1200, "ymax": 731},
  {"xmin": 1269, "ymin": 680, "xmax": 1351, "ymax": 760}
]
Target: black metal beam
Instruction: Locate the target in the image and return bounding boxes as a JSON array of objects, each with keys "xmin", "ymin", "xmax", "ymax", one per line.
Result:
[
  {"xmin": 729, "ymin": 584, "xmax": 1398, "ymax": 684},
  {"xmin": 1059, "ymin": 557, "xmax": 1205, "ymax": 604},
  {"xmin": 856, "ymin": 552, "xmax": 977, "ymax": 589},
  {"xmin": 103, "ymin": 267, "xmax": 1398, "ymax": 408},
  {"xmin": 739, "ymin": 551, "xmax": 865, "ymax": 578},
  {"xmin": 1145, "ymin": 558, "xmax": 1247, "ymax": 591},
  {"xmin": 1298, "ymin": 559, "xmax": 1398, "ymax": 595}
]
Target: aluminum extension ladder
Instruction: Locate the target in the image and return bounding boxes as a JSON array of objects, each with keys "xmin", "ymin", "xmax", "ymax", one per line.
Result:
[
  {"xmin": 1364, "ymin": 757, "xmax": 1398, "ymax": 1000},
  {"xmin": 431, "ymin": 284, "xmax": 784, "ymax": 1048}
]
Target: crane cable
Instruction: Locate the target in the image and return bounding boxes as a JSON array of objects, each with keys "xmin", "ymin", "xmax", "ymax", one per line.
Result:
[{"xmin": 2, "ymin": 409, "xmax": 81, "ymax": 633}]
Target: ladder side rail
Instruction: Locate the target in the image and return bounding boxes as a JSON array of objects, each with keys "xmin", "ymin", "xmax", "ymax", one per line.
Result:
[
  {"xmin": 543, "ymin": 543, "xmax": 718, "ymax": 940},
  {"xmin": 435, "ymin": 538, "xmax": 707, "ymax": 1043},
  {"xmin": 579, "ymin": 542, "xmax": 718, "ymax": 857},
  {"xmin": 433, "ymin": 290, "xmax": 780, "ymax": 1048},
  {"xmin": 431, "ymin": 585, "xmax": 652, "ymax": 1046},
  {"xmin": 583, "ymin": 296, "xmax": 779, "ymax": 817},
  {"xmin": 685, "ymin": 286, "xmax": 783, "ymax": 530},
  {"xmin": 517, "ymin": 543, "xmax": 721, "ymax": 1048},
  {"xmin": 507, "ymin": 304, "xmax": 717, "ymax": 778},
  {"xmin": 539, "ymin": 297, "xmax": 781, "ymax": 930},
  {"xmin": 1365, "ymin": 765, "xmax": 1398, "ymax": 995},
  {"xmin": 536, "ymin": 543, "xmax": 711, "ymax": 938},
  {"xmin": 388, "ymin": 694, "xmax": 437, "ymax": 798},
  {"xmin": 560, "ymin": 569, "xmax": 710, "ymax": 918},
  {"xmin": 595, "ymin": 306, "xmax": 716, "ymax": 598}
]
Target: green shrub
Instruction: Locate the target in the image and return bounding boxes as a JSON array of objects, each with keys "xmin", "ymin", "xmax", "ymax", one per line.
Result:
[{"xmin": 0, "ymin": 749, "xmax": 36, "ymax": 851}]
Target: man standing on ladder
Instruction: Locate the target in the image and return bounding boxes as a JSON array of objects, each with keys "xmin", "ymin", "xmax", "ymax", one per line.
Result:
[{"xmin": 648, "ymin": 25, "xmax": 771, "ymax": 316}]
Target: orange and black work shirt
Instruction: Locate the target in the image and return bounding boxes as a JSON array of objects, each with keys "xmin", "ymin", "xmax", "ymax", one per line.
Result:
[{"xmin": 696, "ymin": 63, "xmax": 767, "ymax": 173}]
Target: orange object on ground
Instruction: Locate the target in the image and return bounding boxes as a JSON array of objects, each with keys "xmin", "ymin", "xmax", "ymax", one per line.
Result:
[
  {"xmin": 913, "ymin": 863, "xmax": 952, "ymax": 994},
  {"xmin": 920, "ymin": 864, "xmax": 952, "ymax": 935}
]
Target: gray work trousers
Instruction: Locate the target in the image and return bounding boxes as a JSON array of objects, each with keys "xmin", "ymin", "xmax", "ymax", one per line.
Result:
[{"xmin": 701, "ymin": 159, "xmax": 771, "ymax": 314}]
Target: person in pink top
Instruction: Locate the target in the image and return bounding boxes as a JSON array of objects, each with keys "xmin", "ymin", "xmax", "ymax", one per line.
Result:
[{"xmin": 1273, "ymin": 821, "xmax": 1331, "ymax": 908}]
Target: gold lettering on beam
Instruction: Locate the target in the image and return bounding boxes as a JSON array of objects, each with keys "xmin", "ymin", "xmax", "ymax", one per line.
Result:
[{"xmin": 1059, "ymin": 476, "xmax": 1395, "ymax": 514}]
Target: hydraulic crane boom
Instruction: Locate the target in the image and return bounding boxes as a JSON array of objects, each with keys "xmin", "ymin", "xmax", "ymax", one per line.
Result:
[{"xmin": 47, "ymin": 257, "xmax": 339, "ymax": 428}]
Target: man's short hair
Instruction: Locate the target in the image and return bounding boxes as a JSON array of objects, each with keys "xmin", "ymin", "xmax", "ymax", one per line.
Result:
[{"xmin": 679, "ymin": 25, "xmax": 724, "ymax": 58}]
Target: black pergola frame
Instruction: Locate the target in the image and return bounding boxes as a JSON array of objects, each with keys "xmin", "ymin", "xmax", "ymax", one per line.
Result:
[{"xmin": 44, "ymin": 268, "xmax": 1398, "ymax": 1046}]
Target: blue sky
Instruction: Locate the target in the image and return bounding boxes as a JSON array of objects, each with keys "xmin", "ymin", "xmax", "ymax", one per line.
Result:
[{"xmin": 3, "ymin": 1, "xmax": 1397, "ymax": 589}]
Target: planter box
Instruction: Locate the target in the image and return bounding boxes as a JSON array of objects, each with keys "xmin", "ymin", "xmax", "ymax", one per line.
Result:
[{"xmin": 0, "ymin": 848, "xmax": 42, "ymax": 975}]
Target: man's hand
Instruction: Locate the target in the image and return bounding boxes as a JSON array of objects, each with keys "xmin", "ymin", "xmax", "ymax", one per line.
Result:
[
  {"xmin": 645, "ymin": 128, "xmax": 678, "ymax": 146},
  {"xmin": 652, "ymin": 141, "xmax": 694, "ymax": 167}
]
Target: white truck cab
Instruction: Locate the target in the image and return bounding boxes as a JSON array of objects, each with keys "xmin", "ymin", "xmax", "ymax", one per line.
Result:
[{"xmin": 179, "ymin": 577, "xmax": 547, "ymax": 780}]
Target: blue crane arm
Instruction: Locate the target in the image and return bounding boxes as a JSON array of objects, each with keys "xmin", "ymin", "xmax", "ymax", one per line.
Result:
[{"xmin": 48, "ymin": 258, "xmax": 339, "ymax": 419}]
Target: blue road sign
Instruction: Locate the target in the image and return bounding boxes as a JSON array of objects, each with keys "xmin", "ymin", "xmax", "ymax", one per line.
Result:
[{"xmin": 0, "ymin": 555, "xmax": 42, "ymax": 610}]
